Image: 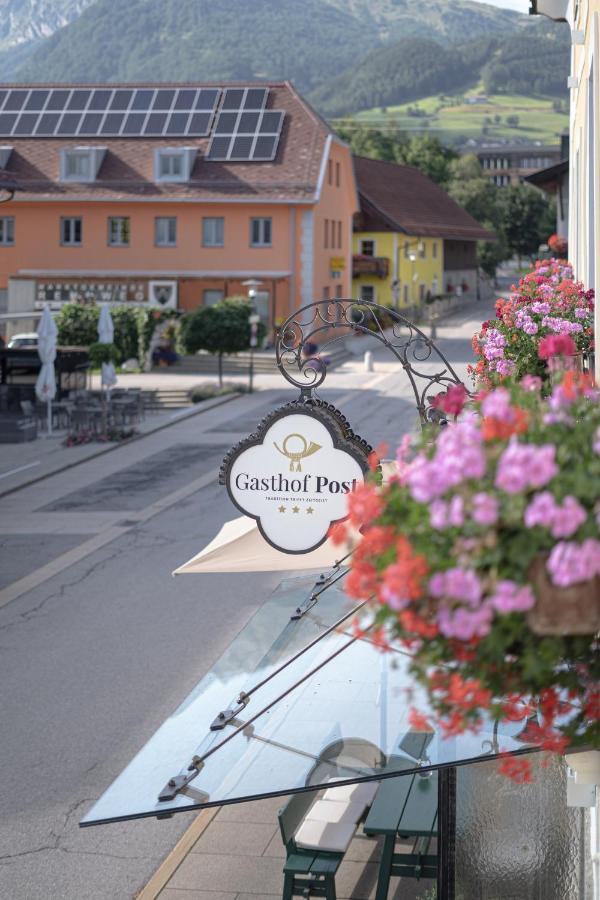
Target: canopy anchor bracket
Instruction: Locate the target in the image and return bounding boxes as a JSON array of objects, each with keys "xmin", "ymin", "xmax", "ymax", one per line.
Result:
[
  {"xmin": 210, "ymin": 692, "xmax": 250, "ymax": 731},
  {"xmin": 158, "ymin": 759, "xmax": 205, "ymax": 802}
]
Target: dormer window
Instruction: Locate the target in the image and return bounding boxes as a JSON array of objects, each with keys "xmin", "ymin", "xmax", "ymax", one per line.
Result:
[
  {"xmin": 60, "ymin": 147, "xmax": 106, "ymax": 183},
  {"xmin": 0, "ymin": 147, "xmax": 12, "ymax": 169},
  {"xmin": 154, "ymin": 148, "xmax": 197, "ymax": 183}
]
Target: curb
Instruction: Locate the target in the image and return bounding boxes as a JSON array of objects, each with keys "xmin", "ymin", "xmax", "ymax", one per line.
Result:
[
  {"xmin": 136, "ymin": 808, "xmax": 219, "ymax": 900},
  {"xmin": 0, "ymin": 392, "xmax": 241, "ymax": 500}
]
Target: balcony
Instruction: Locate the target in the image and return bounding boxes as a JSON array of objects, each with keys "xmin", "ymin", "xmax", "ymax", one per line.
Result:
[{"xmin": 352, "ymin": 255, "xmax": 389, "ymax": 279}]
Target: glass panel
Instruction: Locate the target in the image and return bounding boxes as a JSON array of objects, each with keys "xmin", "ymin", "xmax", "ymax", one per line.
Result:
[
  {"xmin": 82, "ymin": 573, "xmax": 536, "ymax": 827},
  {"xmin": 57, "ymin": 113, "xmax": 82, "ymax": 134},
  {"xmin": 13, "ymin": 114, "xmax": 38, "ymax": 135},
  {"xmin": 215, "ymin": 112, "xmax": 238, "ymax": 134},
  {"xmin": 238, "ymin": 112, "xmax": 259, "ymax": 133},
  {"xmin": 455, "ymin": 754, "xmax": 595, "ymax": 899},
  {"xmin": 88, "ymin": 89, "xmax": 113, "ymax": 111},
  {"xmin": 78, "ymin": 113, "xmax": 103, "ymax": 134},
  {"xmin": 152, "ymin": 89, "xmax": 175, "ymax": 110},
  {"xmin": 245, "ymin": 88, "xmax": 268, "ymax": 109},
  {"xmin": 0, "ymin": 90, "xmax": 7, "ymax": 111},
  {"xmin": 196, "ymin": 88, "xmax": 220, "ymax": 110},
  {"xmin": 144, "ymin": 113, "xmax": 168, "ymax": 134},
  {"xmin": 166, "ymin": 112, "xmax": 190, "ymax": 134},
  {"xmin": 24, "ymin": 90, "xmax": 49, "ymax": 111},
  {"xmin": 67, "ymin": 90, "xmax": 91, "ymax": 110},
  {"xmin": 4, "ymin": 90, "xmax": 28, "ymax": 111},
  {"xmin": 122, "ymin": 113, "xmax": 147, "ymax": 135},
  {"xmin": 207, "ymin": 136, "xmax": 231, "ymax": 160},
  {"xmin": 253, "ymin": 136, "xmax": 277, "ymax": 160},
  {"xmin": 187, "ymin": 112, "xmax": 211, "ymax": 134},
  {"xmin": 174, "ymin": 89, "xmax": 197, "ymax": 110},
  {"xmin": 100, "ymin": 113, "xmax": 125, "ymax": 135},
  {"xmin": 35, "ymin": 113, "xmax": 60, "ymax": 135},
  {"xmin": 0, "ymin": 113, "xmax": 17, "ymax": 134},
  {"xmin": 222, "ymin": 88, "xmax": 244, "ymax": 110},
  {"xmin": 109, "ymin": 90, "xmax": 133, "ymax": 111},
  {"xmin": 131, "ymin": 89, "xmax": 154, "ymax": 111},
  {"xmin": 260, "ymin": 111, "xmax": 282, "ymax": 133},
  {"xmin": 230, "ymin": 135, "xmax": 253, "ymax": 158},
  {"xmin": 46, "ymin": 90, "xmax": 71, "ymax": 111}
]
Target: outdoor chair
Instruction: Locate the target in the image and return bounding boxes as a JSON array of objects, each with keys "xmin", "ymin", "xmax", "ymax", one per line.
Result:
[
  {"xmin": 278, "ymin": 781, "xmax": 377, "ymax": 900},
  {"xmin": 69, "ymin": 408, "xmax": 91, "ymax": 433}
]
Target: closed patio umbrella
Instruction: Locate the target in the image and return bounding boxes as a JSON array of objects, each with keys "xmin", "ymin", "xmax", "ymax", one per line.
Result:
[
  {"xmin": 35, "ymin": 304, "xmax": 57, "ymax": 435},
  {"xmin": 98, "ymin": 303, "xmax": 117, "ymax": 390}
]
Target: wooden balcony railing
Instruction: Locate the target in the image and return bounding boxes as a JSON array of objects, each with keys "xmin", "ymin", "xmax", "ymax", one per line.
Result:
[{"xmin": 352, "ymin": 255, "xmax": 390, "ymax": 278}]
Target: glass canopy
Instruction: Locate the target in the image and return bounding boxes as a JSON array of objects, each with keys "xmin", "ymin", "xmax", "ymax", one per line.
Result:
[{"xmin": 81, "ymin": 572, "xmax": 534, "ymax": 827}]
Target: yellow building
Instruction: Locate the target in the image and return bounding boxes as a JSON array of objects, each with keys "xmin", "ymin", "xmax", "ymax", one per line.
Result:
[{"xmin": 351, "ymin": 156, "xmax": 494, "ymax": 311}]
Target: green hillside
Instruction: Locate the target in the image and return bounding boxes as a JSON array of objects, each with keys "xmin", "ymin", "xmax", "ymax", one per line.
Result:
[
  {"xmin": 11, "ymin": 0, "xmax": 526, "ymax": 93},
  {"xmin": 342, "ymin": 86, "xmax": 569, "ymax": 145}
]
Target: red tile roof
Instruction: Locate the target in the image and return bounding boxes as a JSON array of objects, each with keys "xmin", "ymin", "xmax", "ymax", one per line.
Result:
[
  {"xmin": 0, "ymin": 82, "xmax": 333, "ymax": 203},
  {"xmin": 354, "ymin": 155, "xmax": 495, "ymax": 242}
]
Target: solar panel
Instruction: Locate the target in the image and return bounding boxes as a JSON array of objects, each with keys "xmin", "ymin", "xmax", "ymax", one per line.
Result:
[
  {"xmin": 0, "ymin": 87, "xmax": 221, "ymax": 137},
  {"xmin": 207, "ymin": 89, "xmax": 284, "ymax": 162}
]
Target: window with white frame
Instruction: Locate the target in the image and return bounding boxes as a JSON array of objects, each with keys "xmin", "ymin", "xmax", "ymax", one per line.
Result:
[
  {"xmin": 250, "ymin": 217, "xmax": 272, "ymax": 247},
  {"xmin": 432, "ymin": 241, "xmax": 438, "ymax": 259},
  {"xmin": 108, "ymin": 217, "xmax": 130, "ymax": 247},
  {"xmin": 154, "ymin": 148, "xmax": 196, "ymax": 183},
  {"xmin": 202, "ymin": 217, "xmax": 224, "ymax": 247},
  {"xmin": 155, "ymin": 217, "xmax": 177, "ymax": 247},
  {"xmin": 61, "ymin": 217, "xmax": 82, "ymax": 246},
  {"xmin": 0, "ymin": 216, "xmax": 14, "ymax": 246},
  {"xmin": 360, "ymin": 284, "xmax": 375, "ymax": 302},
  {"xmin": 60, "ymin": 147, "xmax": 105, "ymax": 183},
  {"xmin": 203, "ymin": 289, "xmax": 224, "ymax": 306},
  {"xmin": 360, "ymin": 239, "xmax": 375, "ymax": 257},
  {"xmin": 418, "ymin": 241, "xmax": 426, "ymax": 259}
]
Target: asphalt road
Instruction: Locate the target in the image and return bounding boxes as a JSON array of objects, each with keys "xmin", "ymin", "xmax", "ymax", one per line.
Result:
[{"xmin": 0, "ymin": 307, "xmax": 487, "ymax": 899}]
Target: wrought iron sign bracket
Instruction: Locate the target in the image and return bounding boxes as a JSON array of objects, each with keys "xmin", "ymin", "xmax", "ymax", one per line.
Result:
[{"xmin": 275, "ymin": 298, "xmax": 466, "ymax": 422}]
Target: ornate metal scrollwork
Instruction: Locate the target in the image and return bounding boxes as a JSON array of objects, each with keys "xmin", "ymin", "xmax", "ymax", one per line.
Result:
[{"xmin": 275, "ymin": 299, "xmax": 465, "ymax": 424}]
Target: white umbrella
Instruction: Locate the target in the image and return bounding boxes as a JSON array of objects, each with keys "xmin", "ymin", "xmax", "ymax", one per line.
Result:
[
  {"xmin": 98, "ymin": 303, "xmax": 117, "ymax": 389},
  {"xmin": 35, "ymin": 304, "xmax": 57, "ymax": 435}
]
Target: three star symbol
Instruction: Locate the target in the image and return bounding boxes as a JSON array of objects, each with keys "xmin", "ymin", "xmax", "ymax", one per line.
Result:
[{"xmin": 277, "ymin": 506, "xmax": 314, "ymax": 514}]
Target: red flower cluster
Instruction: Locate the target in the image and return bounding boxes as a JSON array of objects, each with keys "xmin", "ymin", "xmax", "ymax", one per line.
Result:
[{"xmin": 537, "ymin": 333, "xmax": 577, "ymax": 360}]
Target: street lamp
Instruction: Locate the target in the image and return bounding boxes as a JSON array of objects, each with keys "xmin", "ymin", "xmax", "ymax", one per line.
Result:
[
  {"xmin": 242, "ymin": 278, "xmax": 263, "ymax": 395},
  {"xmin": 408, "ymin": 252, "xmax": 418, "ymax": 311}
]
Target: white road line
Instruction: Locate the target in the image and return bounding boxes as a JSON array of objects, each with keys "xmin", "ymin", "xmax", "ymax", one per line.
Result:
[{"xmin": 0, "ymin": 461, "xmax": 41, "ymax": 481}]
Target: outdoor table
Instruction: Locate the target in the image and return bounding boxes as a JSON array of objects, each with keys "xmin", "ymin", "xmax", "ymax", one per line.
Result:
[{"xmin": 363, "ymin": 767, "xmax": 438, "ymax": 900}]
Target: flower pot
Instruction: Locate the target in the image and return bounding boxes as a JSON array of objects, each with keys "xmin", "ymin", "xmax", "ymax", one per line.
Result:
[
  {"xmin": 527, "ymin": 555, "xmax": 600, "ymax": 636},
  {"xmin": 564, "ymin": 750, "xmax": 600, "ymax": 785}
]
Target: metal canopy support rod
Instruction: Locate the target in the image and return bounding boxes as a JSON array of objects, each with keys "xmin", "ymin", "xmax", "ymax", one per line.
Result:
[
  {"xmin": 158, "ymin": 619, "xmax": 370, "ymax": 803},
  {"xmin": 275, "ymin": 298, "xmax": 465, "ymax": 422}
]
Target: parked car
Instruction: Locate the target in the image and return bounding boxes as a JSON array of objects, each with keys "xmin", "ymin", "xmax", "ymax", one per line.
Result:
[{"xmin": 7, "ymin": 333, "xmax": 38, "ymax": 349}]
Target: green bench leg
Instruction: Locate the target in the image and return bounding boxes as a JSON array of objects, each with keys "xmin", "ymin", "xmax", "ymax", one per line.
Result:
[
  {"xmin": 282, "ymin": 872, "xmax": 294, "ymax": 900},
  {"xmin": 325, "ymin": 876, "xmax": 337, "ymax": 900},
  {"xmin": 374, "ymin": 834, "xmax": 395, "ymax": 900}
]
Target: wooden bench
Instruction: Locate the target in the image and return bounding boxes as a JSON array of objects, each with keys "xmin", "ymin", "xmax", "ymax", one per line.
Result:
[{"xmin": 278, "ymin": 781, "xmax": 377, "ymax": 900}]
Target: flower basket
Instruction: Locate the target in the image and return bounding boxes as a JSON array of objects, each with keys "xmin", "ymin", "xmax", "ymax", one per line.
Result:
[
  {"xmin": 334, "ymin": 368, "xmax": 600, "ymax": 775},
  {"xmin": 527, "ymin": 555, "xmax": 600, "ymax": 635}
]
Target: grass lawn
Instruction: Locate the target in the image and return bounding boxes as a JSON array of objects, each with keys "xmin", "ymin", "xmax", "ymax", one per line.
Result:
[{"xmin": 340, "ymin": 84, "xmax": 568, "ymax": 145}]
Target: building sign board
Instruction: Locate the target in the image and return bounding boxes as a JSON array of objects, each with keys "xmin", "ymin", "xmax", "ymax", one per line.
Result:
[{"xmin": 220, "ymin": 402, "xmax": 372, "ymax": 554}]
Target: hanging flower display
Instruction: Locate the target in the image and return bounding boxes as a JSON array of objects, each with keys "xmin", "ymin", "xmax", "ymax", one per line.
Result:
[
  {"xmin": 470, "ymin": 259, "xmax": 594, "ymax": 386},
  {"xmin": 334, "ymin": 370, "xmax": 600, "ymax": 777}
]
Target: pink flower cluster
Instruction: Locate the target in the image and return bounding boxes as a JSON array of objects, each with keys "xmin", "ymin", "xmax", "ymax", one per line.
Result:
[
  {"xmin": 429, "ymin": 568, "xmax": 536, "ymax": 639},
  {"xmin": 546, "ymin": 539, "xmax": 600, "ymax": 587},
  {"xmin": 429, "ymin": 492, "xmax": 498, "ymax": 529},
  {"xmin": 407, "ymin": 418, "xmax": 485, "ymax": 503},
  {"xmin": 524, "ymin": 492, "xmax": 587, "ymax": 538},
  {"xmin": 495, "ymin": 440, "xmax": 558, "ymax": 494}
]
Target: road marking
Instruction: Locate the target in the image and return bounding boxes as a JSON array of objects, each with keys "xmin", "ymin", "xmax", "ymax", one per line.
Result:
[
  {"xmin": 136, "ymin": 807, "xmax": 219, "ymax": 900},
  {"xmin": 0, "ymin": 466, "xmax": 221, "ymax": 611},
  {"xmin": 0, "ymin": 461, "xmax": 41, "ymax": 480}
]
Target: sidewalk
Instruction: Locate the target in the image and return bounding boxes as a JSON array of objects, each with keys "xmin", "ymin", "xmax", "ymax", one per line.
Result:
[{"xmin": 139, "ymin": 797, "xmax": 433, "ymax": 900}]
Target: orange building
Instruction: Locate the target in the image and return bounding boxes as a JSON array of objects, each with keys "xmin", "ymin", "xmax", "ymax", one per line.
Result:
[{"xmin": 0, "ymin": 82, "xmax": 358, "ymax": 333}]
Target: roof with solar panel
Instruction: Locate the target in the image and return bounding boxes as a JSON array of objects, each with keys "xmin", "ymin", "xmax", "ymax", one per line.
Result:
[{"xmin": 0, "ymin": 82, "xmax": 334, "ymax": 201}]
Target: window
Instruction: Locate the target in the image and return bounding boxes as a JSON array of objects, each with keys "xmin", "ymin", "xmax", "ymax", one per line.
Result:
[
  {"xmin": 324, "ymin": 218, "xmax": 329, "ymax": 249},
  {"xmin": 60, "ymin": 147, "xmax": 105, "ymax": 183},
  {"xmin": 203, "ymin": 289, "xmax": 224, "ymax": 306},
  {"xmin": 404, "ymin": 241, "xmax": 410, "ymax": 259},
  {"xmin": 432, "ymin": 241, "xmax": 438, "ymax": 259},
  {"xmin": 360, "ymin": 239, "xmax": 375, "ymax": 257},
  {"xmin": 61, "ymin": 217, "xmax": 82, "ymax": 246},
  {"xmin": 335, "ymin": 161, "xmax": 340, "ymax": 187},
  {"xmin": 0, "ymin": 217, "xmax": 14, "ymax": 246},
  {"xmin": 360, "ymin": 285, "xmax": 375, "ymax": 302},
  {"xmin": 202, "ymin": 217, "xmax": 224, "ymax": 247},
  {"xmin": 418, "ymin": 241, "xmax": 426, "ymax": 259},
  {"xmin": 328, "ymin": 159, "xmax": 333, "ymax": 185},
  {"xmin": 337, "ymin": 220, "xmax": 342, "ymax": 249},
  {"xmin": 419, "ymin": 284, "xmax": 426, "ymax": 302},
  {"xmin": 403, "ymin": 284, "xmax": 409, "ymax": 305},
  {"xmin": 155, "ymin": 217, "xmax": 177, "ymax": 246},
  {"xmin": 250, "ymin": 217, "xmax": 272, "ymax": 247},
  {"xmin": 154, "ymin": 148, "xmax": 196, "ymax": 183},
  {"xmin": 335, "ymin": 285, "xmax": 342, "ymax": 299},
  {"xmin": 322, "ymin": 286, "xmax": 330, "ymax": 300},
  {"xmin": 108, "ymin": 217, "xmax": 130, "ymax": 247}
]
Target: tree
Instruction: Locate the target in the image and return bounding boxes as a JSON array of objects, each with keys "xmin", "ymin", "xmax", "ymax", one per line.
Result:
[
  {"xmin": 395, "ymin": 134, "xmax": 458, "ymax": 188},
  {"xmin": 180, "ymin": 297, "xmax": 265, "ymax": 386},
  {"xmin": 499, "ymin": 184, "xmax": 557, "ymax": 263},
  {"xmin": 56, "ymin": 304, "xmax": 99, "ymax": 347},
  {"xmin": 335, "ymin": 124, "xmax": 406, "ymax": 163}
]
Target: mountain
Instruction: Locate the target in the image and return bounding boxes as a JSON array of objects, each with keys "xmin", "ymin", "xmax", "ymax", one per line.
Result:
[
  {"xmin": 0, "ymin": 0, "xmax": 93, "ymax": 77},
  {"xmin": 309, "ymin": 20, "xmax": 570, "ymax": 117},
  {"xmin": 9, "ymin": 0, "xmax": 525, "ymax": 92}
]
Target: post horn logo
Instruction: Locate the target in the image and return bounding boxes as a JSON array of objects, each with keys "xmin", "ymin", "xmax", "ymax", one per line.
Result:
[{"xmin": 274, "ymin": 433, "xmax": 322, "ymax": 472}]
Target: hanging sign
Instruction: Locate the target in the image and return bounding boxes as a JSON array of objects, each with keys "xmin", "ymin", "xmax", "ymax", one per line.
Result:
[{"xmin": 220, "ymin": 402, "xmax": 372, "ymax": 554}]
